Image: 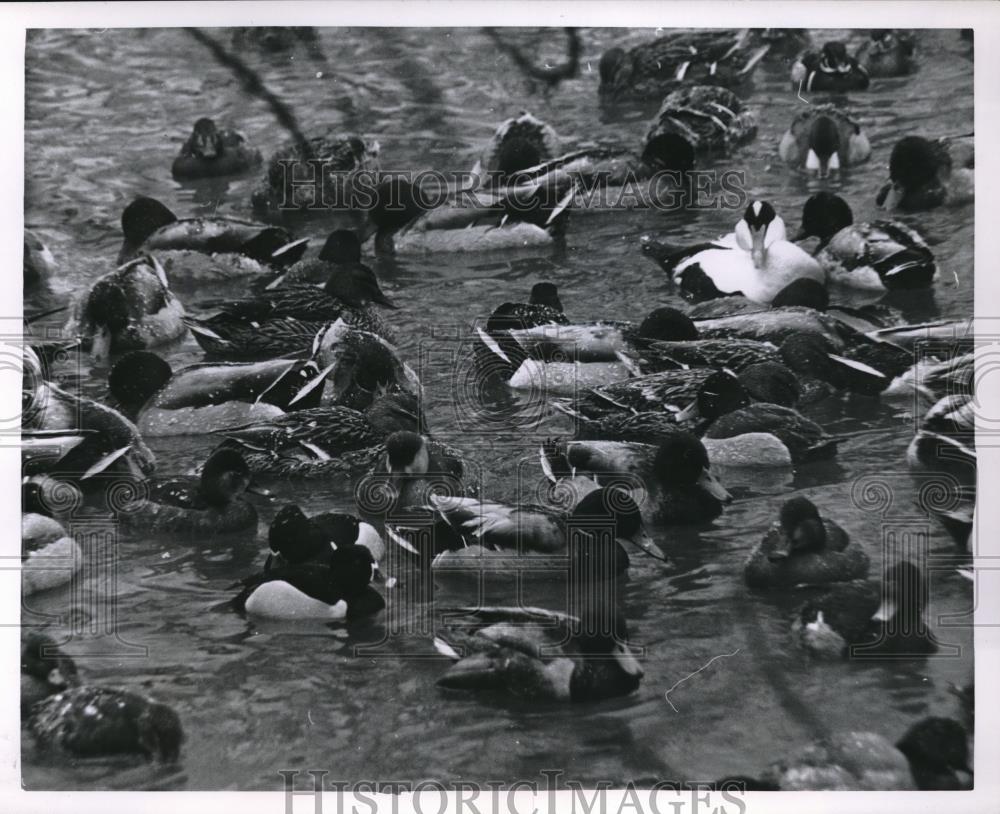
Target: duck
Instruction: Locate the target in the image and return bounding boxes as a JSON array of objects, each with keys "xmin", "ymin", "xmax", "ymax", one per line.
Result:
[
  {"xmin": 22, "ymin": 506, "xmax": 82, "ymax": 596},
  {"xmin": 115, "ymin": 448, "xmax": 263, "ymax": 536},
  {"xmin": 855, "ymin": 30, "xmax": 917, "ymax": 77},
  {"xmin": 267, "ymin": 231, "xmax": 396, "ymax": 310},
  {"xmin": 876, "ymin": 134, "xmax": 974, "ymax": 211},
  {"xmin": 70, "ymin": 255, "xmax": 187, "ymax": 360},
  {"xmin": 759, "ymin": 716, "xmax": 971, "ymax": 790},
  {"xmin": 251, "ymin": 133, "xmax": 380, "ymax": 223},
  {"xmin": 24, "ymin": 229, "xmax": 57, "ymax": 292},
  {"xmin": 106, "ymin": 350, "xmax": 335, "ymax": 437},
  {"xmin": 778, "ymin": 105, "xmax": 871, "ymax": 178},
  {"xmin": 218, "ymin": 390, "xmax": 424, "ymax": 474},
  {"xmin": 21, "ymin": 347, "xmax": 156, "ymax": 477},
  {"xmin": 360, "ymin": 431, "xmax": 473, "ymax": 519},
  {"xmin": 793, "ymin": 561, "xmax": 940, "ymax": 658},
  {"xmin": 522, "ymin": 86, "xmax": 755, "ymax": 206},
  {"xmin": 795, "ymin": 192, "xmax": 935, "ymax": 290},
  {"xmin": 882, "ymin": 348, "xmax": 973, "ymax": 411},
  {"xmin": 744, "ymin": 497, "xmax": 869, "ymax": 589},
  {"xmin": 433, "ymin": 604, "xmax": 643, "ymax": 702},
  {"xmin": 185, "ymin": 269, "xmax": 397, "ymax": 357},
  {"xmin": 645, "ymin": 201, "xmax": 826, "ymax": 304},
  {"xmin": 171, "ymin": 117, "xmax": 263, "ymax": 179},
  {"xmin": 471, "ymin": 111, "xmax": 561, "ymax": 189},
  {"xmin": 22, "ymin": 633, "xmax": 184, "ymax": 763},
  {"xmin": 263, "ymin": 504, "xmax": 385, "ymax": 575},
  {"xmin": 364, "ymin": 174, "xmax": 575, "ymax": 257},
  {"xmin": 21, "ymin": 631, "xmax": 79, "ymax": 713},
  {"xmin": 232, "ymin": 544, "xmax": 384, "ymax": 620},
  {"xmin": 598, "ymin": 29, "xmax": 770, "ymax": 108},
  {"xmin": 401, "ymin": 486, "xmax": 648, "ymax": 576},
  {"xmin": 791, "ymin": 41, "xmax": 870, "ymax": 92},
  {"xmin": 116, "ymin": 197, "xmax": 305, "ymax": 283},
  {"xmin": 906, "ymin": 393, "xmax": 975, "ymax": 482},
  {"xmin": 545, "ymin": 433, "xmax": 732, "ymax": 524}
]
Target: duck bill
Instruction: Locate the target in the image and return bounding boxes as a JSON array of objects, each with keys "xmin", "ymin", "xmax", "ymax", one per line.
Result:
[
  {"xmin": 872, "ymin": 598, "xmax": 897, "ymax": 623},
  {"xmin": 246, "ymin": 482, "xmax": 274, "ymax": 499},
  {"xmin": 750, "ymin": 228, "xmax": 767, "ymax": 269},
  {"xmin": 767, "ymin": 541, "xmax": 791, "ymax": 563},
  {"xmin": 612, "ymin": 643, "xmax": 644, "ymax": 678},
  {"xmin": 627, "ymin": 527, "xmax": 657, "ymax": 553},
  {"xmin": 697, "ymin": 467, "xmax": 732, "ymax": 502}
]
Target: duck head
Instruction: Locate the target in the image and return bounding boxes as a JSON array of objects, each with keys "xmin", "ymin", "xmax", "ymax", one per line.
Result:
[
  {"xmin": 570, "ymin": 602, "xmax": 644, "ymax": 684},
  {"xmin": 796, "ymin": 192, "xmax": 854, "ymax": 243},
  {"xmin": 641, "ymin": 132, "xmax": 696, "ymax": 175},
  {"xmin": 21, "ymin": 632, "xmax": 79, "ymax": 711},
  {"xmin": 676, "ymin": 369, "xmax": 751, "ymax": 423},
  {"xmin": 198, "ymin": 448, "xmax": 259, "ymax": 507},
  {"xmin": 805, "ymin": 115, "xmax": 843, "ymax": 178},
  {"xmin": 895, "ymin": 717, "xmax": 972, "ymax": 790},
  {"xmin": 653, "ymin": 433, "xmax": 732, "ymax": 503},
  {"xmin": 598, "ymin": 47, "xmax": 626, "ymax": 85},
  {"xmin": 769, "ymin": 497, "xmax": 827, "ymax": 561},
  {"xmin": 385, "ymin": 431, "xmax": 430, "ymax": 480},
  {"xmin": 877, "ymin": 136, "xmax": 943, "ymax": 210},
  {"xmin": 818, "ymin": 41, "xmax": 853, "ymax": 74},
  {"xmin": 188, "ymin": 117, "xmax": 223, "ymax": 159},
  {"xmin": 120, "ymin": 197, "xmax": 178, "ymax": 259},
  {"xmin": 529, "ymin": 282, "xmax": 563, "ymax": 312},
  {"xmin": 740, "ymin": 361, "xmax": 801, "ymax": 407},
  {"xmin": 319, "ymin": 230, "xmax": 363, "ymax": 264},
  {"xmin": 637, "ymin": 307, "xmax": 699, "ymax": 342},
  {"xmin": 107, "ymin": 350, "xmax": 173, "ymax": 420},
  {"xmin": 572, "ymin": 486, "xmax": 655, "ymax": 550},
  {"xmin": 268, "ymin": 504, "xmax": 331, "ymax": 564},
  {"xmin": 734, "ymin": 201, "xmax": 786, "ymax": 269},
  {"xmin": 330, "ymin": 542, "xmax": 378, "ymax": 594}
]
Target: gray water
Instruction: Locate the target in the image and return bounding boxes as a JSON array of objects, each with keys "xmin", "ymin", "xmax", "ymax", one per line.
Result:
[{"xmin": 23, "ymin": 27, "xmax": 973, "ymax": 790}]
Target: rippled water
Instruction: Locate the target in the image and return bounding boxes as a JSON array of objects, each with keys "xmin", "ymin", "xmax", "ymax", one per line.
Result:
[{"xmin": 23, "ymin": 28, "xmax": 974, "ymax": 790}]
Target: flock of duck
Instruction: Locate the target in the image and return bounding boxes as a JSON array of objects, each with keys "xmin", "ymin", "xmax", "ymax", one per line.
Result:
[{"xmin": 22, "ymin": 28, "xmax": 974, "ymax": 790}]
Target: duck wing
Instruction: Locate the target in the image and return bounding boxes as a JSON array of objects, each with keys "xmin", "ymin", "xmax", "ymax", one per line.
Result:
[
  {"xmin": 705, "ymin": 403, "xmax": 839, "ymax": 461},
  {"xmin": 582, "ymin": 368, "xmax": 715, "ymax": 418},
  {"xmin": 221, "ymin": 406, "xmax": 382, "ymax": 456},
  {"xmin": 640, "ymin": 338, "xmax": 778, "ymax": 373}
]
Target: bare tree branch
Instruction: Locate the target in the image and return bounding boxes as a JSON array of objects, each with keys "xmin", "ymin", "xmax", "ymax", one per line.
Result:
[{"xmin": 483, "ymin": 28, "xmax": 581, "ymax": 90}]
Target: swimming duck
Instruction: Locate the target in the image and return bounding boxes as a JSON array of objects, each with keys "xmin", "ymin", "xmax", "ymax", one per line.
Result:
[
  {"xmin": 778, "ymin": 105, "xmax": 871, "ymax": 178},
  {"xmin": 364, "ymin": 174, "xmax": 575, "ymax": 256},
  {"xmin": 22, "ymin": 509, "xmax": 82, "ymax": 596},
  {"xmin": 796, "ymin": 192, "xmax": 935, "ymax": 290},
  {"xmin": 115, "ymin": 448, "xmax": 262, "ymax": 536},
  {"xmin": 760, "ymin": 716, "xmax": 971, "ymax": 790},
  {"xmin": 24, "ymin": 229, "xmax": 57, "ymax": 292},
  {"xmin": 598, "ymin": 29, "xmax": 770, "ymax": 108},
  {"xmin": 472, "ymin": 111, "xmax": 561, "ymax": 188},
  {"xmin": 876, "ymin": 134, "xmax": 974, "ymax": 211},
  {"xmin": 71, "ymin": 255, "xmax": 187, "ymax": 360},
  {"xmin": 794, "ymin": 561, "xmax": 939, "ymax": 658},
  {"xmin": 21, "ymin": 632, "xmax": 79, "ymax": 713},
  {"xmin": 232, "ymin": 544, "xmax": 384, "ymax": 621},
  {"xmin": 882, "ymin": 348, "xmax": 973, "ymax": 411},
  {"xmin": 106, "ymin": 350, "xmax": 335, "ymax": 436},
  {"xmin": 645, "ymin": 201, "xmax": 826, "ymax": 304},
  {"xmin": 171, "ymin": 117, "xmax": 263, "ymax": 179},
  {"xmin": 855, "ymin": 30, "xmax": 917, "ymax": 77},
  {"xmin": 906, "ymin": 393, "xmax": 975, "ymax": 481},
  {"xmin": 433, "ymin": 604, "xmax": 643, "ymax": 702},
  {"xmin": 745, "ymin": 497, "xmax": 869, "ymax": 589},
  {"xmin": 263, "ymin": 504, "xmax": 385, "ymax": 574},
  {"xmin": 409, "ymin": 486, "xmax": 647, "ymax": 576},
  {"xmin": 546, "ymin": 433, "xmax": 732, "ymax": 524},
  {"xmin": 791, "ymin": 41, "xmax": 870, "ymax": 92},
  {"xmin": 268, "ymin": 231, "xmax": 396, "ymax": 311},
  {"xmin": 522, "ymin": 86, "xmax": 755, "ymax": 206},
  {"xmin": 116, "ymin": 197, "xmax": 304, "ymax": 279},
  {"xmin": 361, "ymin": 431, "xmax": 473, "ymax": 519},
  {"xmin": 28, "ymin": 683, "xmax": 184, "ymax": 763},
  {"xmin": 251, "ymin": 133, "xmax": 380, "ymax": 223},
  {"xmin": 22, "ymin": 347, "xmax": 156, "ymax": 477},
  {"xmin": 218, "ymin": 391, "xmax": 424, "ymax": 475}
]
